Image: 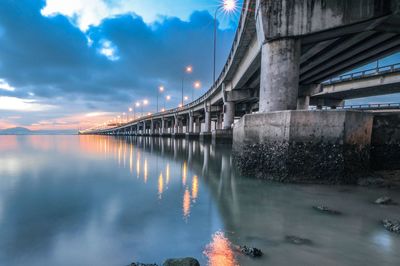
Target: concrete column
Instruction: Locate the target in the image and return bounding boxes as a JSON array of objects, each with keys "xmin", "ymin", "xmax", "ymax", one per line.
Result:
[
  {"xmin": 297, "ymin": 96, "xmax": 310, "ymax": 110},
  {"xmin": 188, "ymin": 114, "xmax": 194, "ymax": 133},
  {"xmin": 260, "ymin": 38, "xmax": 301, "ymax": 112},
  {"xmin": 161, "ymin": 118, "xmax": 165, "ymax": 134},
  {"xmin": 204, "ymin": 111, "xmax": 211, "ymax": 133},
  {"xmin": 174, "ymin": 117, "xmax": 179, "ymax": 133},
  {"xmin": 195, "ymin": 117, "xmax": 201, "ymax": 133},
  {"xmin": 217, "ymin": 114, "xmax": 223, "ymax": 130},
  {"xmin": 150, "ymin": 120, "xmax": 154, "ymax": 135},
  {"xmin": 223, "ymin": 101, "xmax": 235, "ymax": 130}
]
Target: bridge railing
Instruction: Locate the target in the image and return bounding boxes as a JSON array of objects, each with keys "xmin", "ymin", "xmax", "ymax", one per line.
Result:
[
  {"xmin": 311, "ymin": 103, "xmax": 400, "ymax": 110},
  {"xmin": 322, "ymin": 63, "xmax": 400, "ymax": 86}
]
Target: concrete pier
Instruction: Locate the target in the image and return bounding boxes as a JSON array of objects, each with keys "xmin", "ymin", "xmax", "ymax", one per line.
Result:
[{"xmin": 233, "ymin": 110, "xmax": 374, "ymax": 183}]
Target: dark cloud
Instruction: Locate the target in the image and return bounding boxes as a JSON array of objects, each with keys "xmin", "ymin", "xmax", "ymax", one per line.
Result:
[{"xmin": 0, "ymin": 0, "xmax": 236, "ymax": 115}]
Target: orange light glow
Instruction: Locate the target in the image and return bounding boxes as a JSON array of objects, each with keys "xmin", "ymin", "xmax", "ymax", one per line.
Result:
[
  {"xmin": 166, "ymin": 163, "xmax": 170, "ymax": 185},
  {"xmin": 204, "ymin": 231, "xmax": 238, "ymax": 266},
  {"xmin": 183, "ymin": 188, "xmax": 191, "ymax": 220},
  {"xmin": 192, "ymin": 175, "xmax": 198, "ymax": 202},
  {"xmin": 182, "ymin": 161, "xmax": 187, "ymax": 186},
  {"xmin": 158, "ymin": 172, "xmax": 164, "ymax": 199}
]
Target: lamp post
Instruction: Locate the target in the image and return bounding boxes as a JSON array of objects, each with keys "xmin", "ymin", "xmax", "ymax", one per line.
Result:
[
  {"xmin": 193, "ymin": 81, "xmax": 201, "ymax": 101},
  {"xmin": 142, "ymin": 99, "xmax": 149, "ymax": 116},
  {"xmin": 128, "ymin": 108, "xmax": 133, "ymax": 121},
  {"xmin": 182, "ymin": 65, "xmax": 192, "ymax": 108},
  {"xmin": 165, "ymin": 95, "xmax": 171, "ymax": 110},
  {"xmin": 213, "ymin": 0, "xmax": 237, "ymax": 84},
  {"xmin": 157, "ymin": 86, "xmax": 164, "ymax": 113}
]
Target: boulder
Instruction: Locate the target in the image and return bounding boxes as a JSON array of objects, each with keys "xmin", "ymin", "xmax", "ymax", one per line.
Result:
[
  {"xmin": 375, "ymin": 196, "xmax": 395, "ymax": 205},
  {"xmin": 162, "ymin": 257, "xmax": 200, "ymax": 266},
  {"xmin": 382, "ymin": 219, "xmax": 400, "ymax": 234},
  {"xmin": 285, "ymin": 235, "xmax": 312, "ymax": 245},
  {"xmin": 312, "ymin": 205, "xmax": 342, "ymax": 215},
  {"xmin": 239, "ymin": 246, "xmax": 263, "ymax": 257}
]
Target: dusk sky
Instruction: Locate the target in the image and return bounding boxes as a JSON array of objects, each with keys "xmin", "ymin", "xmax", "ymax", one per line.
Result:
[
  {"xmin": 0, "ymin": 0, "xmax": 399, "ymax": 132},
  {"xmin": 0, "ymin": 0, "xmax": 242, "ymax": 131}
]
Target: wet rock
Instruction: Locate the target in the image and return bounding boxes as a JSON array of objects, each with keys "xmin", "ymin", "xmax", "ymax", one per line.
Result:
[
  {"xmin": 285, "ymin": 236, "xmax": 312, "ymax": 245},
  {"xmin": 382, "ymin": 219, "xmax": 400, "ymax": 234},
  {"xmin": 130, "ymin": 263, "xmax": 158, "ymax": 266},
  {"xmin": 312, "ymin": 205, "xmax": 342, "ymax": 215},
  {"xmin": 375, "ymin": 196, "xmax": 395, "ymax": 205},
  {"xmin": 162, "ymin": 257, "xmax": 200, "ymax": 266},
  {"xmin": 239, "ymin": 245, "xmax": 263, "ymax": 257}
]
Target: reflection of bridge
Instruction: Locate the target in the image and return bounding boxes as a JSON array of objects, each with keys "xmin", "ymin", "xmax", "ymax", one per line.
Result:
[{"xmin": 81, "ymin": 0, "xmax": 400, "ymax": 182}]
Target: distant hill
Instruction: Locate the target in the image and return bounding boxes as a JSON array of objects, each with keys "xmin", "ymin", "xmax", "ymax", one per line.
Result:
[
  {"xmin": 0, "ymin": 127, "xmax": 32, "ymax": 135},
  {"xmin": 0, "ymin": 127, "xmax": 76, "ymax": 135}
]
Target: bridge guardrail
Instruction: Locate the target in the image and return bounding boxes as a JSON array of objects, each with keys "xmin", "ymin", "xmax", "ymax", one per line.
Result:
[{"xmin": 322, "ymin": 63, "xmax": 400, "ymax": 86}]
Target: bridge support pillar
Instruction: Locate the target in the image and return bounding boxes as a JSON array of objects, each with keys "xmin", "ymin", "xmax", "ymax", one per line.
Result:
[
  {"xmin": 223, "ymin": 101, "xmax": 235, "ymax": 130},
  {"xmin": 297, "ymin": 96, "xmax": 310, "ymax": 110},
  {"xmin": 233, "ymin": 110, "xmax": 374, "ymax": 184},
  {"xmin": 260, "ymin": 38, "xmax": 300, "ymax": 112},
  {"xmin": 188, "ymin": 114, "xmax": 194, "ymax": 133}
]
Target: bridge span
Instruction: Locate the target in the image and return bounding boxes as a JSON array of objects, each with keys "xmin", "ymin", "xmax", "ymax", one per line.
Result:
[{"xmin": 81, "ymin": 0, "xmax": 400, "ymax": 183}]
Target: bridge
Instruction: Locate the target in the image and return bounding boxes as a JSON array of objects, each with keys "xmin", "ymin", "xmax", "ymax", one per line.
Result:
[{"xmin": 81, "ymin": 0, "xmax": 400, "ymax": 183}]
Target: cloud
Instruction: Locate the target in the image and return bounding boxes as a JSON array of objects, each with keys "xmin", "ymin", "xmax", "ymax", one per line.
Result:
[
  {"xmin": 0, "ymin": 96, "xmax": 56, "ymax": 112},
  {"xmin": 0, "ymin": 79, "xmax": 15, "ymax": 92}
]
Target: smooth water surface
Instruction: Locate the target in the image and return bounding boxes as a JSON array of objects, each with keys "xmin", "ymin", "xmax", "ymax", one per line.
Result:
[{"xmin": 0, "ymin": 135, "xmax": 399, "ymax": 266}]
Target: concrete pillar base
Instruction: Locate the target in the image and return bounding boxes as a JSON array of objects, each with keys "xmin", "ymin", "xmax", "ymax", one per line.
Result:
[
  {"xmin": 212, "ymin": 129, "xmax": 233, "ymax": 144},
  {"xmin": 199, "ymin": 132, "xmax": 212, "ymax": 142},
  {"xmin": 185, "ymin": 133, "xmax": 200, "ymax": 140},
  {"xmin": 233, "ymin": 110, "xmax": 374, "ymax": 184},
  {"xmin": 371, "ymin": 113, "xmax": 400, "ymax": 170},
  {"xmin": 171, "ymin": 133, "xmax": 186, "ymax": 139},
  {"xmin": 160, "ymin": 133, "xmax": 171, "ymax": 138}
]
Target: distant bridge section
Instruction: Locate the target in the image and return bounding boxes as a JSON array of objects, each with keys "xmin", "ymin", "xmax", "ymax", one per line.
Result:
[{"xmin": 310, "ymin": 63, "xmax": 400, "ymax": 106}]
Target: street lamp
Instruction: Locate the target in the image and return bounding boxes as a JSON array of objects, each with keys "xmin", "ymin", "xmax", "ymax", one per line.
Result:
[
  {"xmin": 136, "ymin": 102, "xmax": 141, "ymax": 118},
  {"xmin": 128, "ymin": 108, "xmax": 133, "ymax": 121},
  {"xmin": 157, "ymin": 86, "xmax": 165, "ymax": 113},
  {"xmin": 165, "ymin": 95, "xmax": 171, "ymax": 110},
  {"xmin": 213, "ymin": 0, "xmax": 238, "ymax": 83},
  {"xmin": 142, "ymin": 99, "xmax": 149, "ymax": 116},
  {"xmin": 193, "ymin": 81, "xmax": 201, "ymax": 101},
  {"xmin": 182, "ymin": 65, "xmax": 192, "ymax": 108}
]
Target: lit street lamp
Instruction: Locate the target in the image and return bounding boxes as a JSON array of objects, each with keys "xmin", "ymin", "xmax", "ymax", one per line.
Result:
[
  {"xmin": 157, "ymin": 86, "xmax": 165, "ymax": 113},
  {"xmin": 213, "ymin": 0, "xmax": 238, "ymax": 83},
  {"xmin": 142, "ymin": 99, "xmax": 149, "ymax": 116},
  {"xmin": 165, "ymin": 95, "xmax": 171, "ymax": 110},
  {"xmin": 128, "ymin": 108, "xmax": 133, "ymax": 121},
  {"xmin": 182, "ymin": 65, "xmax": 192, "ymax": 108},
  {"xmin": 193, "ymin": 81, "xmax": 201, "ymax": 101}
]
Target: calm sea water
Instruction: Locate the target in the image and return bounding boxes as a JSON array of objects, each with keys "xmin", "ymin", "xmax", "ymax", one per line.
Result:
[{"xmin": 0, "ymin": 135, "xmax": 399, "ymax": 266}]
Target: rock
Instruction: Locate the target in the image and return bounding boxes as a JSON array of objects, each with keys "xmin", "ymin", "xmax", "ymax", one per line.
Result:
[
  {"xmin": 239, "ymin": 245, "xmax": 263, "ymax": 257},
  {"xmin": 382, "ymin": 219, "xmax": 400, "ymax": 234},
  {"xmin": 130, "ymin": 263, "xmax": 158, "ymax": 266},
  {"xmin": 285, "ymin": 235, "xmax": 312, "ymax": 245},
  {"xmin": 162, "ymin": 257, "xmax": 200, "ymax": 266},
  {"xmin": 312, "ymin": 205, "xmax": 342, "ymax": 215},
  {"xmin": 375, "ymin": 196, "xmax": 395, "ymax": 205}
]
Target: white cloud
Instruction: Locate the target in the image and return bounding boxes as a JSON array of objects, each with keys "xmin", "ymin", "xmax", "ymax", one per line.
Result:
[
  {"xmin": 98, "ymin": 40, "xmax": 119, "ymax": 61},
  {"xmin": 0, "ymin": 96, "xmax": 56, "ymax": 112},
  {"xmin": 0, "ymin": 79, "xmax": 15, "ymax": 92}
]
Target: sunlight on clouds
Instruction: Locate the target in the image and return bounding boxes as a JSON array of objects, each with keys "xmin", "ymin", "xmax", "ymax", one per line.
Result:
[
  {"xmin": 98, "ymin": 40, "xmax": 119, "ymax": 61},
  {"xmin": 42, "ymin": 0, "xmax": 111, "ymax": 31},
  {"xmin": 0, "ymin": 96, "xmax": 55, "ymax": 111},
  {"xmin": 0, "ymin": 79, "xmax": 15, "ymax": 92}
]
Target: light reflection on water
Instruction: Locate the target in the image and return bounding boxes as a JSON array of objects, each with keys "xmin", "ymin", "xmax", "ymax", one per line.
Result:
[{"xmin": 0, "ymin": 135, "xmax": 400, "ymax": 266}]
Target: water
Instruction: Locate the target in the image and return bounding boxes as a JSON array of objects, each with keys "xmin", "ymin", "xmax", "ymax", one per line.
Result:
[{"xmin": 0, "ymin": 135, "xmax": 399, "ymax": 266}]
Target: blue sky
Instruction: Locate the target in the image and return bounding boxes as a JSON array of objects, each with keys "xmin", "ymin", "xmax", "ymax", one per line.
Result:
[
  {"xmin": 0, "ymin": 0, "xmax": 242, "ymax": 130},
  {"xmin": 0, "ymin": 0, "xmax": 398, "ymax": 131}
]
